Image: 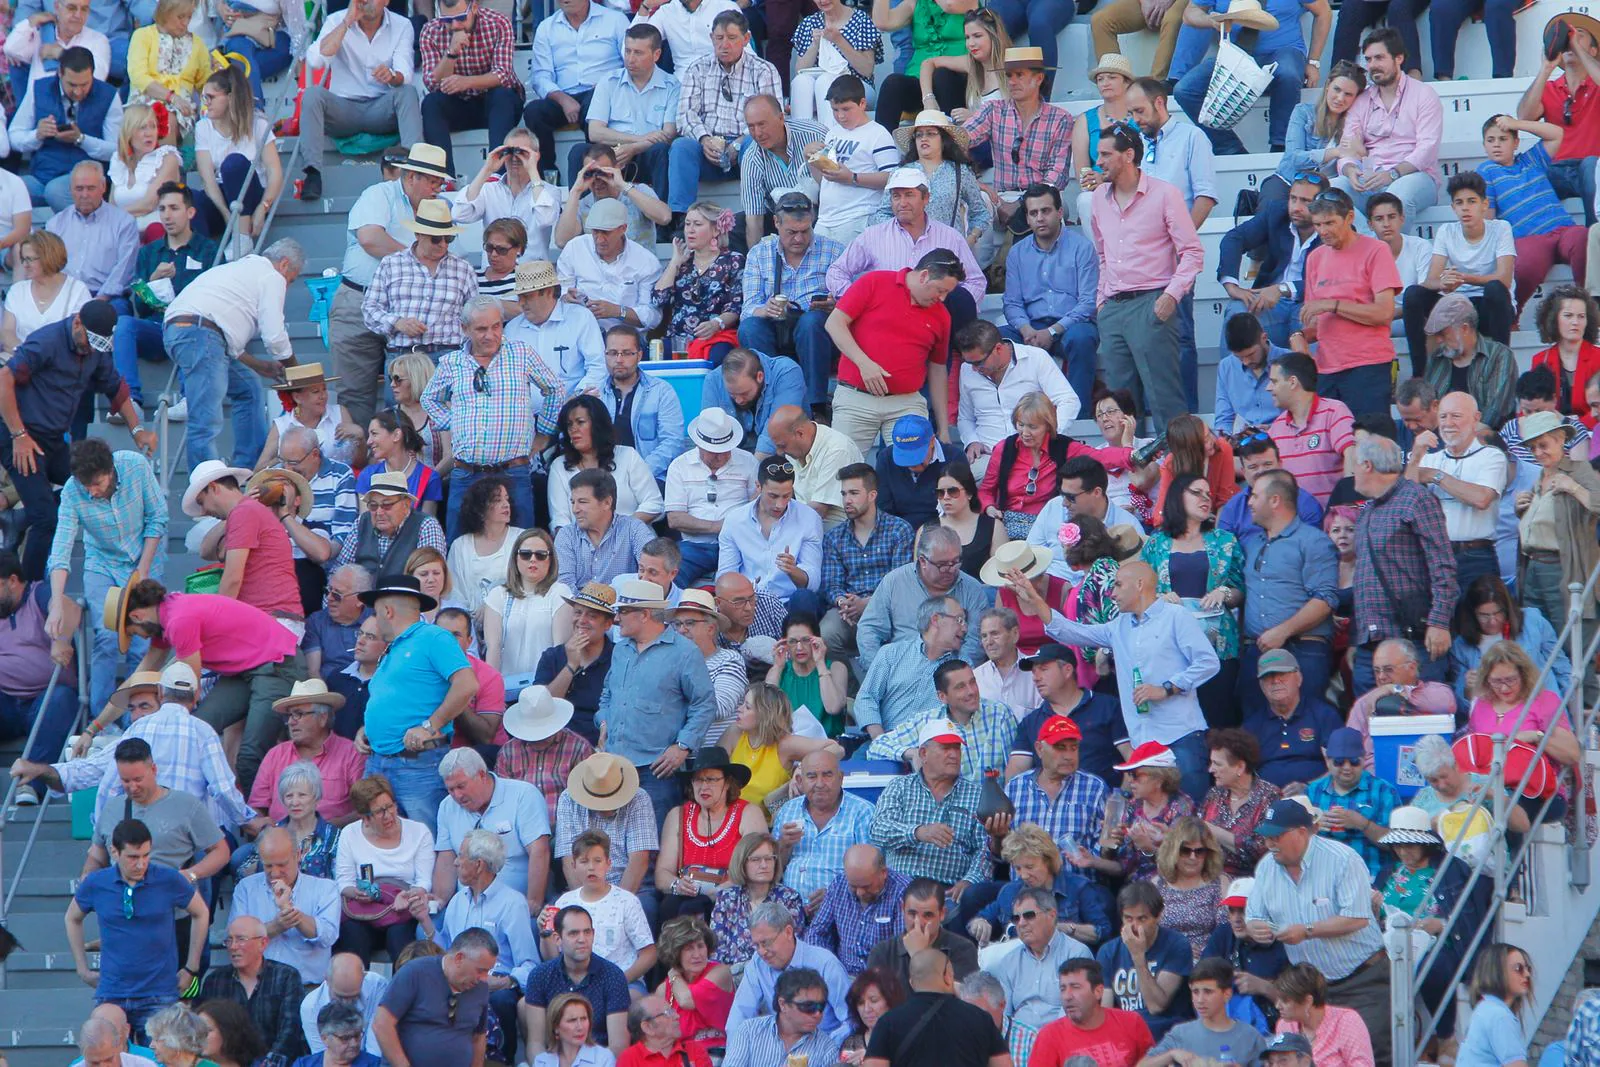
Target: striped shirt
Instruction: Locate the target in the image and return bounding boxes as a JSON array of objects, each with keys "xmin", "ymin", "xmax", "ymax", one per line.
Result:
[
  {"xmin": 741, "ymin": 118, "xmax": 827, "ymax": 217},
  {"xmin": 1003, "ymin": 769, "xmax": 1107, "ymax": 858},
  {"xmin": 869, "ymin": 772, "xmax": 991, "ymax": 887},
  {"xmin": 864, "ymin": 699, "xmax": 1015, "ymax": 780},
  {"xmin": 361, "ymin": 249, "xmax": 480, "ymax": 349},
  {"xmin": 725, "ymin": 1001, "xmax": 846, "ymax": 1066},
  {"xmin": 1243, "ymin": 833, "xmax": 1385, "ymax": 979},
  {"xmin": 46, "ymin": 449, "xmax": 167, "ymax": 580},
  {"xmin": 303, "ymin": 457, "xmax": 358, "ymax": 561},
  {"xmin": 824, "ymin": 216, "xmax": 987, "ymax": 304},
  {"xmin": 776, "ymin": 791, "xmax": 878, "ymax": 899},
  {"xmin": 1268, "ymin": 396, "xmax": 1356, "ymax": 507},
  {"xmin": 420, "ymin": 341, "xmax": 566, "ymax": 462},
  {"xmin": 1477, "ymin": 141, "xmax": 1572, "ymax": 238}
]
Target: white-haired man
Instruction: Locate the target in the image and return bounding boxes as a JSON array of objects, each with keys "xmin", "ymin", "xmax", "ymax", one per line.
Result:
[{"xmin": 432, "ymin": 747, "xmax": 552, "ymax": 911}]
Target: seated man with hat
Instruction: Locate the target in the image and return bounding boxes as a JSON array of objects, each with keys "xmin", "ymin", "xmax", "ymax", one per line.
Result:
[
  {"xmin": 869, "ymin": 718, "xmax": 992, "ymax": 893},
  {"xmin": 185, "ymin": 459, "xmax": 303, "ymax": 623},
  {"xmin": 495, "ymin": 684, "xmax": 594, "ymax": 825},
  {"xmin": 360, "ymin": 198, "xmax": 480, "ymax": 360},
  {"xmin": 531, "ymin": 582, "xmax": 616, "ymax": 746},
  {"xmin": 864, "ymin": 660, "xmax": 1013, "ymax": 781},
  {"xmin": 334, "ymin": 472, "xmax": 447, "ymax": 574},
  {"xmin": 1304, "ymin": 726, "xmax": 1400, "ymax": 881},
  {"xmin": 554, "ymin": 752, "xmax": 658, "ymax": 904},
  {"xmin": 553, "ymin": 197, "xmax": 664, "ymax": 334},
  {"xmin": 961, "ymin": 48, "xmax": 1075, "ymax": 235},
  {"xmin": 97, "ymin": 575, "xmax": 307, "ymax": 797},
  {"xmin": 1240, "ymin": 649, "xmax": 1345, "ymax": 793},
  {"xmin": 251, "ymin": 679, "xmax": 366, "ymax": 826},
  {"xmin": 503, "ymin": 259, "xmax": 606, "ymax": 396},
  {"xmin": 356, "ymin": 573, "xmax": 479, "ymax": 836},
  {"xmin": 666, "ymin": 408, "xmax": 760, "ymax": 588},
  {"xmin": 1262, "ymin": 1030, "xmax": 1314, "ymax": 1067}
]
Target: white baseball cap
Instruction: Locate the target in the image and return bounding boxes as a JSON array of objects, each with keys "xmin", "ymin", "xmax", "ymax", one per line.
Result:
[
  {"xmin": 160, "ymin": 661, "xmax": 198, "ymax": 695},
  {"xmin": 885, "ymin": 167, "xmax": 930, "ymax": 192}
]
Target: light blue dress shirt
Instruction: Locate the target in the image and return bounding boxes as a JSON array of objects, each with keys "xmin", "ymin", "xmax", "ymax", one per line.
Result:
[
  {"xmin": 1002, "ymin": 228, "xmax": 1099, "ymax": 332},
  {"xmin": 529, "ymin": 4, "xmax": 630, "ymax": 98},
  {"xmin": 231, "ymin": 872, "xmax": 341, "ymax": 984},
  {"xmin": 1141, "ymin": 117, "xmax": 1219, "ymax": 210},
  {"xmin": 597, "ymin": 372, "xmax": 687, "ymax": 480},
  {"xmin": 504, "ymin": 299, "xmax": 607, "ymax": 395},
  {"xmin": 989, "ymin": 931, "xmax": 1092, "ymax": 1033},
  {"xmin": 726, "ymin": 939, "xmax": 855, "ymax": 1043},
  {"xmin": 342, "ymin": 179, "xmax": 413, "ymax": 288},
  {"xmin": 435, "ymin": 775, "xmax": 552, "ymax": 899},
  {"xmin": 1043, "ymin": 599, "xmax": 1219, "ymax": 747},
  {"xmin": 716, "ymin": 498, "xmax": 824, "ymax": 600},
  {"xmin": 588, "ymin": 65, "xmax": 680, "ymax": 137},
  {"xmin": 854, "ymin": 562, "xmax": 993, "ymax": 666},
  {"xmin": 595, "ymin": 627, "xmax": 717, "ymax": 766},
  {"xmin": 1213, "ymin": 348, "xmax": 1286, "ymax": 433},
  {"xmin": 433, "ymin": 880, "xmax": 543, "ymax": 985}
]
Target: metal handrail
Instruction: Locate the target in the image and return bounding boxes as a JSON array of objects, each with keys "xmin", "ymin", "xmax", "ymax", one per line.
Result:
[{"xmin": 1390, "ymin": 557, "xmax": 1600, "ymax": 1065}]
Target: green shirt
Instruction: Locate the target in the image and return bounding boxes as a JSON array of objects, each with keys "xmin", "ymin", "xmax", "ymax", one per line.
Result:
[{"xmin": 908, "ymin": 0, "xmax": 966, "ymax": 76}]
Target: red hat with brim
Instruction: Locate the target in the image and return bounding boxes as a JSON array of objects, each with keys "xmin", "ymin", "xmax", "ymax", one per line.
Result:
[{"xmin": 1114, "ymin": 741, "xmax": 1177, "ymax": 771}]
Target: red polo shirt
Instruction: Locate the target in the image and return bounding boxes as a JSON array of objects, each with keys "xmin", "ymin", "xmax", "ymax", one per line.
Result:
[
  {"xmin": 1542, "ymin": 75, "xmax": 1600, "ymax": 160},
  {"xmin": 615, "ymin": 1040, "xmax": 713, "ymax": 1067},
  {"xmin": 835, "ymin": 268, "xmax": 950, "ymax": 396}
]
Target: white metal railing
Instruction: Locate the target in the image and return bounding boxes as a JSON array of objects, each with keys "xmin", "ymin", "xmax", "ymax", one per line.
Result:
[
  {"xmin": 0, "ymin": 598, "xmax": 90, "ymax": 991},
  {"xmin": 1389, "ymin": 562, "xmax": 1600, "ymax": 1065}
]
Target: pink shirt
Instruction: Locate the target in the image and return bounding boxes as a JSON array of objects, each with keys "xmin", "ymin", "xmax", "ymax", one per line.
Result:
[
  {"xmin": 224, "ymin": 497, "xmax": 303, "ymax": 617},
  {"xmin": 1346, "ymin": 680, "xmax": 1457, "ymax": 768},
  {"xmin": 1089, "ymin": 172, "xmax": 1204, "ymax": 305},
  {"xmin": 1340, "ymin": 75, "xmax": 1443, "ymax": 182},
  {"xmin": 1303, "ymin": 237, "xmax": 1403, "ymax": 373},
  {"xmin": 155, "ymin": 593, "xmax": 300, "ymax": 674},
  {"xmin": 458, "ymin": 654, "xmax": 508, "ymax": 748},
  {"xmin": 1468, "ymin": 688, "xmax": 1571, "ymax": 737},
  {"xmin": 248, "ymin": 733, "xmax": 367, "ymax": 821},
  {"xmin": 1269, "ymin": 397, "xmax": 1356, "ymax": 506},
  {"xmin": 1278, "ymin": 1006, "xmax": 1375, "ymax": 1067}
]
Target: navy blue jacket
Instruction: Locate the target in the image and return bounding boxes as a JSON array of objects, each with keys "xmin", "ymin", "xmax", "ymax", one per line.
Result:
[{"xmin": 1216, "ymin": 197, "xmax": 1321, "ymax": 294}]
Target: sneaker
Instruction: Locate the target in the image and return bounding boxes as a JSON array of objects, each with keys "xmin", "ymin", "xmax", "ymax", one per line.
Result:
[
  {"xmin": 12, "ymin": 789, "xmax": 37, "ymax": 806},
  {"xmin": 165, "ymin": 397, "xmax": 187, "ymax": 422},
  {"xmin": 298, "ymin": 167, "xmax": 322, "ymax": 201},
  {"xmin": 106, "ymin": 411, "xmax": 127, "ymax": 426}
]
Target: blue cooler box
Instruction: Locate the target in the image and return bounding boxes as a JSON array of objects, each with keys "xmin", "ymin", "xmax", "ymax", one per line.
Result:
[
  {"xmin": 1370, "ymin": 713, "xmax": 1455, "ymax": 798},
  {"xmin": 644, "ymin": 360, "xmax": 709, "ymax": 422},
  {"xmin": 841, "ymin": 758, "xmax": 907, "ymax": 805}
]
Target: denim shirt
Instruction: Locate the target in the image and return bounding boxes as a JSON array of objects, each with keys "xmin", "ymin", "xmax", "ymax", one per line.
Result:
[{"xmin": 596, "ymin": 372, "xmax": 687, "ymax": 480}]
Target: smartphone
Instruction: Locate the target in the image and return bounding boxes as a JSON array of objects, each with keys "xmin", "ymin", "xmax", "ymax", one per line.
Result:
[
  {"xmin": 810, "ymin": 294, "xmax": 828, "ymax": 305},
  {"xmin": 359, "ymin": 863, "xmax": 374, "ymax": 883}
]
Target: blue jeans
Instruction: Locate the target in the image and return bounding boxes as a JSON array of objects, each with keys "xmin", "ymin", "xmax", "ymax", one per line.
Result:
[
  {"xmin": 676, "ymin": 540, "xmax": 719, "ymax": 588},
  {"xmin": 84, "ymin": 565, "xmax": 160, "ymax": 716},
  {"xmin": 1221, "ymin": 296, "xmax": 1301, "ymax": 350},
  {"xmin": 737, "ymin": 309, "xmax": 836, "ymax": 408},
  {"xmin": 1549, "ymin": 158, "xmax": 1599, "ymax": 226},
  {"xmin": 0, "ymin": 682, "xmax": 80, "ymax": 795},
  {"xmin": 104, "ymin": 994, "xmax": 177, "ymax": 1047},
  {"xmin": 366, "ymin": 748, "xmax": 447, "ymax": 835},
  {"xmin": 1430, "ymin": 0, "xmax": 1514, "ymax": 77},
  {"xmin": 1176, "ymin": 48, "xmax": 1307, "ymax": 154},
  {"xmin": 114, "ymin": 318, "xmax": 176, "ymax": 405},
  {"xmin": 987, "ymin": 0, "xmax": 1072, "ymax": 92},
  {"xmin": 199, "ymin": 153, "xmax": 266, "ymax": 238},
  {"xmin": 163, "ymin": 320, "xmax": 267, "ymax": 470},
  {"xmin": 1168, "ymin": 729, "xmax": 1211, "ymax": 805},
  {"xmin": 22, "ymin": 173, "xmax": 73, "ymax": 212},
  {"xmin": 220, "ymin": 29, "xmax": 291, "ymax": 106},
  {"xmin": 447, "ymin": 464, "xmax": 534, "ymax": 542},
  {"xmin": 673, "ymin": 135, "xmax": 747, "ymax": 212},
  {"xmin": 636, "ymin": 763, "xmax": 682, "ymax": 832},
  {"xmin": 1001, "ymin": 321, "xmax": 1099, "ymax": 412},
  {"xmin": 1237, "ymin": 638, "xmax": 1332, "ymax": 719}
]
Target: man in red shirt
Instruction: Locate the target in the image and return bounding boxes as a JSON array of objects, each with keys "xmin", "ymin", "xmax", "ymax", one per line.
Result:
[
  {"xmin": 1517, "ymin": 14, "xmax": 1600, "ymax": 223},
  {"xmin": 823, "ymin": 249, "xmax": 963, "ymax": 457},
  {"xmin": 614, "ymin": 993, "xmax": 712, "ymax": 1067},
  {"xmin": 185, "ymin": 460, "xmax": 304, "ymax": 623},
  {"xmin": 1030, "ymin": 958, "xmax": 1153, "ymax": 1067}
]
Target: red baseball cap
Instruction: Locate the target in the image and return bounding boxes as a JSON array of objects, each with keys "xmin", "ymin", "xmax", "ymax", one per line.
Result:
[
  {"xmin": 1113, "ymin": 741, "xmax": 1177, "ymax": 771},
  {"xmin": 1038, "ymin": 716, "xmax": 1082, "ymax": 745}
]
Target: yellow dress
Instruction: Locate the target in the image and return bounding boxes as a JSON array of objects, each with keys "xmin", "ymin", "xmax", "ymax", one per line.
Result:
[{"xmin": 730, "ymin": 734, "xmax": 788, "ymax": 806}]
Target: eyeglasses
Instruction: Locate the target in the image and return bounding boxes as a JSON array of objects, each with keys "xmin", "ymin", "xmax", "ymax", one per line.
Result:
[
  {"xmin": 366, "ymin": 803, "xmax": 399, "ymax": 819},
  {"xmin": 642, "ymin": 1008, "xmax": 675, "ymax": 1023},
  {"xmin": 705, "ymin": 469, "xmax": 720, "ymax": 505},
  {"xmin": 719, "ymin": 593, "xmax": 756, "ymax": 608},
  {"xmin": 765, "ymin": 460, "xmax": 797, "ymax": 475},
  {"xmin": 1510, "ymin": 961, "xmax": 1531, "ymax": 975},
  {"xmin": 484, "ymin": 242, "xmax": 517, "ymax": 256},
  {"xmin": 1010, "ymin": 137, "xmax": 1024, "ymax": 166},
  {"xmin": 1024, "ymin": 464, "xmax": 1039, "ymax": 496},
  {"xmin": 1486, "ymin": 674, "xmax": 1523, "ymax": 691},
  {"xmin": 224, "ymin": 935, "xmax": 265, "ymax": 946},
  {"xmin": 748, "ymin": 854, "xmax": 777, "ymax": 863},
  {"xmin": 775, "ymin": 192, "xmax": 813, "ymax": 212},
  {"xmin": 517, "ymin": 548, "xmax": 551, "ymax": 561},
  {"xmin": 389, "ymin": 373, "xmax": 406, "ymax": 385},
  {"xmin": 1059, "ymin": 489, "xmax": 1081, "ymax": 504},
  {"xmin": 919, "ymin": 555, "xmax": 962, "ymax": 573},
  {"xmin": 935, "ymin": 485, "xmax": 963, "ymax": 497},
  {"xmin": 1235, "ymin": 429, "xmax": 1272, "ymax": 449},
  {"xmin": 420, "ymin": 233, "xmax": 454, "ymax": 245},
  {"xmin": 936, "ymin": 610, "xmax": 968, "ymax": 626},
  {"xmin": 326, "ymin": 588, "xmax": 351, "ymax": 602},
  {"xmin": 473, "ymin": 364, "xmax": 491, "ymax": 395},
  {"xmin": 285, "ymin": 709, "xmax": 322, "ymax": 721},
  {"xmin": 693, "ymin": 773, "xmax": 726, "ymax": 785},
  {"xmin": 787, "ymin": 1000, "xmax": 827, "ymax": 1015},
  {"xmin": 1290, "ymin": 171, "xmax": 1330, "ymax": 187},
  {"xmin": 1373, "ymin": 663, "xmax": 1402, "ymax": 679}
]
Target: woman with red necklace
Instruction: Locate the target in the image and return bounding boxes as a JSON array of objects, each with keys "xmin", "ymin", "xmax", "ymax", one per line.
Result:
[{"xmin": 655, "ymin": 748, "xmax": 769, "ymax": 925}]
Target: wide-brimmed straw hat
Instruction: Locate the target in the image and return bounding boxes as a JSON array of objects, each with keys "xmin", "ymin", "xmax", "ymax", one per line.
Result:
[
  {"xmin": 1209, "ymin": 0, "xmax": 1280, "ymax": 30},
  {"xmin": 246, "ymin": 466, "xmax": 314, "ymax": 520},
  {"xmin": 892, "ymin": 109, "xmax": 972, "ymax": 154},
  {"xmin": 1378, "ymin": 806, "xmax": 1444, "ymax": 847},
  {"xmin": 503, "ymin": 685, "xmax": 575, "ymax": 742},
  {"xmin": 403, "ymin": 198, "xmax": 461, "ymax": 237},
  {"xmin": 979, "ymin": 540, "xmax": 1053, "ymax": 587},
  {"xmin": 673, "ymin": 588, "xmax": 730, "ymax": 630},
  {"xmin": 395, "ymin": 143, "xmax": 453, "ymax": 180},
  {"xmin": 181, "ymin": 459, "xmax": 251, "ymax": 518},
  {"xmin": 282, "ymin": 362, "xmax": 339, "ymax": 390},
  {"xmin": 271, "ymin": 678, "xmax": 346, "ymax": 715},
  {"xmin": 568, "ymin": 752, "xmax": 641, "ymax": 812}
]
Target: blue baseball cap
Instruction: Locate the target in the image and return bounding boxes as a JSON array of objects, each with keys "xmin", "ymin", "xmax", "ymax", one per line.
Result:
[
  {"xmin": 1325, "ymin": 727, "xmax": 1364, "ymax": 762},
  {"xmin": 890, "ymin": 415, "xmax": 935, "ymax": 466}
]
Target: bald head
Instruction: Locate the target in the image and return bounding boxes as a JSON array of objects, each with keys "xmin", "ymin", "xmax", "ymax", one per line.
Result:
[
  {"xmin": 89, "ymin": 1003, "xmax": 130, "ymax": 1036},
  {"xmin": 843, "ymin": 845, "xmax": 889, "ymax": 904},
  {"xmin": 230, "ymin": 915, "xmax": 268, "ymax": 939},
  {"xmin": 908, "ymin": 949, "xmax": 954, "ymax": 993},
  {"xmin": 715, "ymin": 572, "xmax": 755, "ymax": 600},
  {"xmin": 1437, "ymin": 391, "xmax": 1481, "ymax": 449},
  {"xmin": 1111, "ymin": 560, "xmax": 1157, "ymax": 614},
  {"xmin": 78, "ymin": 1017, "xmax": 122, "ymax": 1067},
  {"xmin": 328, "ymin": 953, "xmax": 367, "ymax": 998},
  {"xmin": 744, "ymin": 93, "xmax": 783, "ymax": 121},
  {"xmin": 800, "ymin": 748, "xmax": 840, "ymax": 775},
  {"xmin": 766, "ymin": 404, "xmax": 814, "ymax": 459},
  {"xmin": 843, "ymin": 843, "xmax": 885, "ymax": 877},
  {"xmin": 258, "ymin": 826, "xmax": 295, "ymax": 861}
]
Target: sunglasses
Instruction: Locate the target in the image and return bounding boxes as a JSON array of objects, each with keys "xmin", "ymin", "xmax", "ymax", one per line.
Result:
[
  {"xmin": 1290, "ymin": 171, "xmax": 1329, "ymax": 186},
  {"xmin": 1235, "ymin": 429, "xmax": 1272, "ymax": 448},
  {"xmin": 1179, "ymin": 845, "xmax": 1208, "ymax": 857},
  {"xmin": 935, "ymin": 485, "xmax": 964, "ymax": 497},
  {"xmin": 388, "ymin": 373, "xmax": 406, "ymax": 385},
  {"xmin": 122, "ymin": 881, "xmax": 136, "ymax": 920},
  {"xmin": 1331, "ymin": 758, "xmax": 1362, "ymax": 768},
  {"xmin": 447, "ymin": 991, "xmax": 461, "ymax": 1026},
  {"xmin": 1565, "ymin": 95, "xmax": 1575, "ymax": 125},
  {"xmin": 719, "ymin": 74, "xmax": 733, "ymax": 102},
  {"xmin": 705, "ymin": 469, "xmax": 720, "ymax": 505},
  {"xmin": 484, "ymin": 242, "xmax": 517, "ymax": 256},
  {"xmin": 473, "ymin": 364, "xmax": 491, "ymax": 395},
  {"xmin": 1024, "ymin": 464, "xmax": 1039, "ymax": 496},
  {"xmin": 1011, "ymin": 909, "xmax": 1044, "ymax": 922},
  {"xmin": 517, "ymin": 548, "xmax": 551, "ymax": 561},
  {"xmin": 787, "ymin": 1000, "xmax": 827, "ymax": 1015},
  {"xmin": 775, "ymin": 193, "xmax": 813, "ymax": 211}
]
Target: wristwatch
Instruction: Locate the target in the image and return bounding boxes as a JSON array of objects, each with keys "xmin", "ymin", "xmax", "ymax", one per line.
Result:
[
  {"xmin": 1307, "ymin": 58, "xmax": 1321, "ymax": 67},
  {"xmin": 1277, "ymin": 282, "xmax": 1292, "ymax": 299},
  {"xmin": 1162, "ymin": 681, "xmax": 1179, "ymax": 697},
  {"xmin": 1048, "ymin": 323, "xmax": 1063, "ymax": 338}
]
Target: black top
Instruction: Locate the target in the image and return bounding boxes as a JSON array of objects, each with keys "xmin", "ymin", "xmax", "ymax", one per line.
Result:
[
  {"xmin": 865, "ymin": 992, "xmax": 1007, "ymax": 1067},
  {"xmin": 959, "ymin": 513, "xmax": 997, "ymax": 579},
  {"xmin": 534, "ymin": 637, "xmax": 615, "ymax": 744},
  {"xmin": 874, "ymin": 448, "xmax": 945, "ymax": 531}
]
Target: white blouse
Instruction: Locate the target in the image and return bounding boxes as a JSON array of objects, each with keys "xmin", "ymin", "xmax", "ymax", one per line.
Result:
[
  {"xmin": 5, "ymin": 276, "xmax": 91, "ymax": 346},
  {"xmin": 485, "ymin": 582, "xmax": 573, "ymax": 678},
  {"xmin": 546, "ymin": 446, "xmax": 664, "ymax": 530},
  {"xmin": 332, "ymin": 817, "xmax": 434, "ymax": 890},
  {"xmin": 195, "ymin": 112, "xmax": 275, "ymax": 165},
  {"xmin": 109, "ymin": 144, "xmax": 181, "ymax": 227},
  {"xmin": 273, "ymin": 405, "xmax": 357, "ymax": 468},
  {"xmin": 445, "ymin": 526, "xmax": 525, "ymax": 614}
]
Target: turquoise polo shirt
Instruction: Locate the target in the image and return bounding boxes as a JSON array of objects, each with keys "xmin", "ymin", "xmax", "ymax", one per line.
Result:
[{"xmin": 366, "ymin": 620, "xmax": 471, "ymax": 756}]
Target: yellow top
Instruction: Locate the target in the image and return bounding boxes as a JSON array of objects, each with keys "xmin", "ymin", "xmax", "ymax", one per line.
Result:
[
  {"xmin": 730, "ymin": 734, "xmax": 788, "ymax": 806},
  {"xmin": 127, "ymin": 25, "xmax": 212, "ymax": 98}
]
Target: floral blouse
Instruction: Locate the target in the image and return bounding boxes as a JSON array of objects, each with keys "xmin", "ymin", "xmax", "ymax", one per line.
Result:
[
  {"xmin": 651, "ymin": 250, "xmax": 745, "ymax": 345},
  {"xmin": 710, "ymin": 883, "xmax": 809, "ymax": 965},
  {"xmin": 1380, "ymin": 862, "xmax": 1437, "ymax": 916},
  {"xmin": 1116, "ymin": 793, "xmax": 1195, "ymax": 883},
  {"xmin": 1201, "ymin": 776, "xmax": 1282, "ymax": 878},
  {"xmin": 1141, "ymin": 528, "xmax": 1245, "ymax": 658},
  {"xmin": 1156, "ymin": 877, "xmax": 1224, "ymax": 962}
]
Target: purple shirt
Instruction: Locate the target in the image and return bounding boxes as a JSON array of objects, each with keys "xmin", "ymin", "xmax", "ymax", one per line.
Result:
[
  {"xmin": 824, "ymin": 217, "xmax": 986, "ymax": 304},
  {"xmin": 1340, "ymin": 75, "xmax": 1443, "ymax": 183}
]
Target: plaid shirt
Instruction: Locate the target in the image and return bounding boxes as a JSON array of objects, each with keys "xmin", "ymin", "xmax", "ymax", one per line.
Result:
[
  {"xmin": 552, "ymin": 789, "xmax": 659, "ymax": 883},
  {"xmin": 717, "ymin": 591, "xmax": 788, "ymax": 647},
  {"xmin": 864, "ymin": 699, "xmax": 1014, "ymax": 780},
  {"xmin": 1565, "ymin": 989, "xmax": 1600, "ymax": 1067},
  {"xmin": 418, "ymin": 5, "xmax": 521, "ymax": 95},
  {"xmin": 46, "ymin": 449, "xmax": 166, "ymax": 581},
  {"xmin": 1305, "ymin": 770, "xmax": 1400, "ymax": 880},
  {"xmin": 820, "ymin": 512, "xmax": 913, "ymax": 604},
  {"xmin": 198, "ymin": 960, "xmax": 307, "ymax": 1065},
  {"xmin": 555, "ymin": 516, "xmax": 655, "ymax": 588},
  {"xmin": 1004, "ymin": 769, "xmax": 1107, "ymax": 858},
  {"xmin": 55, "ymin": 704, "xmax": 254, "ymax": 831},
  {"xmin": 1200, "ymin": 776, "xmax": 1282, "ymax": 878},
  {"xmin": 1352, "ymin": 476, "xmax": 1459, "ymax": 644},
  {"xmin": 421, "ymin": 341, "xmax": 565, "ymax": 462},
  {"xmin": 742, "ymin": 232, "xmax": 844, "ymax": 308},
  {"xmin": 678, "ymin": 50, "xmax": 782, "ymax": 143},
  {"xmin": 870, "ymin": 772, "xmax": 991, "ymax": 887},
  {"xmin": 803, "ymin": 867, "xmax": 910, "ymax": 974},
  {"xmin": 362, "ymin": 249, "xmax": 480, "ymax": 349},
  {"xmin": 963, "ymin": 100, "xmax": 1074, "ymax": 192},
  {"xmin": 776, "ymin": 791, "xmax": 877, "ymax": 899},
  {"xmin": 303, "ymin": 457, "xmax": 358, "ymax": 560},
  {"xmin": 335, "ymin": 512, "xmax": 447, "ymax": 569},
  {"xmin": 496, "ymin": 730, "xmax": 595, "ymax": 824}
]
